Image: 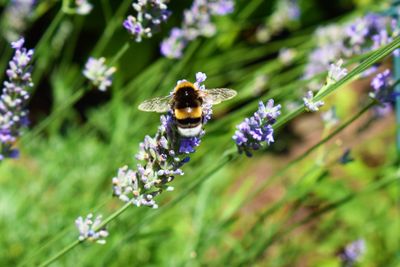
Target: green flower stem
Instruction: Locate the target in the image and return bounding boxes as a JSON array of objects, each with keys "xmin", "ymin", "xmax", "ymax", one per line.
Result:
[
  {"xmin": 101, "ymin": 0, "xmax": 112, "ymax": 22},
  {"xmin": 109, "ymin": 42, "xmax": 130, "ymax": 66},
  {"xmin": 21, "ymin": 88, "xmax": 85, "ymax": 144},
  {"xmin": 38, "ymin": 240, "xmax": 81, "ymax": 267},
  {"xmin": 32, "ymin": 10, "xmax": 64, "ymax": 62},
  {"xmin": 95, "ymin": 202, "xmax": 131, "ymax": 231},
  {"xmin": 92, "ymin": 0, "xmax": 132, "ymax": 57},
  {"xmin": 26, "ymin": 40, "xmax": 131, "ymax": 140},
  {"xmin": 0, "ymin": 45, "xmax": 12, "ymax": 82},
  {"xmin": 394, "ymin": 54, "xmax": 400, "ymax": 157}
]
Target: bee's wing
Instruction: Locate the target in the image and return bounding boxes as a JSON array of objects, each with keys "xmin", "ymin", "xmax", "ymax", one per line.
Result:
[
  {"xmin": 203, "ymin": 88, "xmax": 237, "ymax": 105},
  {"xmin": 138, "ymin": 95, "xmax": 172, "ymax": 113}
]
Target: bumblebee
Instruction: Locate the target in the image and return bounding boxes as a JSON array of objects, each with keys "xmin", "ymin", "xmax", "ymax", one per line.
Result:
[{"xmin": 138, "ymin": 81, "xmax": 237, "ymax": 137}]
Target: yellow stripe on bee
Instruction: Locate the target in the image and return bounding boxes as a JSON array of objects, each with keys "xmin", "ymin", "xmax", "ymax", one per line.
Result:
[
  {"xmin": 174, "ymin": 107, "xmax": 202, "ymax": 119},
  {"xmin": 174, "ymin": 81, "xmax": 198, "ymax": 92}
]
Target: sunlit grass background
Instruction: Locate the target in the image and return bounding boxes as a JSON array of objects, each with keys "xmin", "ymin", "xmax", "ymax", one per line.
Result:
[{"xmin": 0, "ymin": 0, "xmax": 399, "ymax": 266}]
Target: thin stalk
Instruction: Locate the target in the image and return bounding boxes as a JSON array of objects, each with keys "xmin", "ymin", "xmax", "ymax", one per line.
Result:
[
  {"xmin": 92, "ymin": 0, "xmax": 132, "ymax": 57},
  {"xmin": 32, "ymin": 10, "xmax": 64, "ymax": 61},
  {"xmin": 394, "ymin": 54, "xmax": 400, "ymax": 157},
  {"xmin": 21, "ymin": 89, "xmax": 85, "ymax": 144},
  {"xmin": 109, "ymin": 42, "xmax": 130, "ymax": 66},
  {"xmin": 101, "ymin": 0, "xmax": 112, "ymax": 23},
  {"xmin": 38, "ymin": 240, "xmax": 81, "ymax": 267},
  {"xmin": 38, "ymin": 202, "xmax": 131, "ymax": 267}
]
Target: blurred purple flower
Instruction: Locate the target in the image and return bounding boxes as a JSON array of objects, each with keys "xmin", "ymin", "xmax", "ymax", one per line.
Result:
[
  {"xmin": 369, "ymin": 69, "xmax": 393, "ymax": 103},
  {"xmin": 305, "ymin": 12, "xmax": 397, "ymax": 82},
  {"xmin": 112, "ymin": 72, "xmax": 211, "ymax": 208},
  {"xmin": 0, "ymin": 38, "xmax": 34, "ymax": 160},
  {"xmin": 160, "ymin": 28, "xmax": 187, "ymax": 59},
  {"xmin": 124, "ymin": 0, "xmax": 171, "ymax": 42},
  {"xmin": 256, "ymin": 0, "xmax": 300, "ymax": 43},
  {"xmin": 233, "ymin": 99, "xmax": 281, "ymax": 157},
  {"xmin": 83, "ymin": 57, "xmax": 116, "ymax": 91},
  {"xmin": 161, "ymin": 0, "xmax": 234, "ymax": 59},
  {"xmin": 339, "ymin": 239, "xmax": 366, "ymax": 266},
  {"xmin": 2, "ymin": 0, "xmax": 36, "ymax": 42}
]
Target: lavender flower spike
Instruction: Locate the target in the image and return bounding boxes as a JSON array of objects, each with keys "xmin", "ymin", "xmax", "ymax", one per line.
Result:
[
  {"xmin": 233, "ymin": 99, "xmax": 281, "ymax": 157},
  {"xmin": 75, "ymin": 213, "xmax": 109, "ymax": 244},
  {"xmin": 123, "ymin": 0, "xmax": 171, "ymax": 42},
  {"xmin": 0, "ymin": 38, "xmax": 34, "ymax": 160},
  {"xmin": 303, "ymin": 91, "xmax": 324, "ymax": 112},
  {"xmin": 112, "ymin": 72, "xmax": 212, "ymax": 208},
  {"xmin": 83, "ymin": 57, "xmax": 116, "ymax": 91}
]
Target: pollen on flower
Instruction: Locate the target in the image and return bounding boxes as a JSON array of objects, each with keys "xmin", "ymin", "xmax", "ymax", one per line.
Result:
[
  {"xmin": 75, "ymin": 213, "xmax": 109, "ymax": 244},
  {"xmin": 83, "ymin": 57, "xmax": 116, "ymax": 91}
]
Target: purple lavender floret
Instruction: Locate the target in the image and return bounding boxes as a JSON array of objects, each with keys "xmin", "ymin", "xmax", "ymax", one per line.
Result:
[
  {"xmin": 179, "ymin": 137, "xmax": 201, "ymax": 154},
  {"xmin": 160, "ymin": 28, "xmax": 187, "ymax": 59},
  {"xmin": 369, "ymin": 69, "xmax": 394, "ymax": 103},
  {"xmin": 0, "ymin": 38, "xmax": 34, "ymax": 160},
  {"xmin": 161, "ymin": 0, "xmax": 234, "ymax": 59},
  {"xmin": 339, "ymin": 239, "xmax": 366, "ymax": 267},
  {"xmin": 123, "ymin": 0, "xmax": 171, "ymax": 42},
  {"xmin": 112, "ymin": 72, "xmax": 211, "ymax": 208},
  {"xmin": 233, "ymin": 99, "xmax": 281, "ymax": 157}
]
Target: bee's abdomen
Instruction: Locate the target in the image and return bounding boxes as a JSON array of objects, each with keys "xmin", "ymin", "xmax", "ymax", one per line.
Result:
[{"xmin": 176, "ymin": 117, "xmax": 202, "ymax": 128}]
